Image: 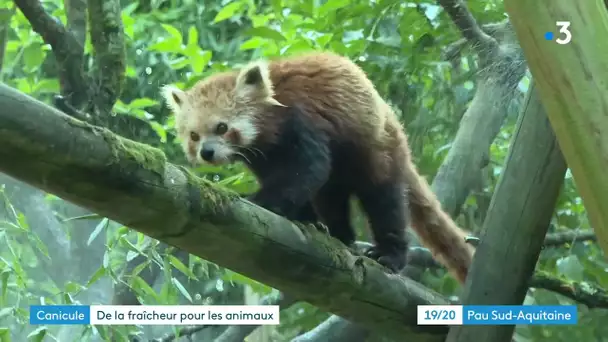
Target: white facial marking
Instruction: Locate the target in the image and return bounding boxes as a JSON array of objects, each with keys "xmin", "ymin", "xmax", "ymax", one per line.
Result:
[{"xmin": 230, "ymin": 116, "xmax": 259, "ymax": 145}]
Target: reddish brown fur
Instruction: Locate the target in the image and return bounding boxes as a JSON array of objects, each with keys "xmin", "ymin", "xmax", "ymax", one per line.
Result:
[{"xmin": 162, "ymin": 52, "xmax": 475, "ymax": 283}]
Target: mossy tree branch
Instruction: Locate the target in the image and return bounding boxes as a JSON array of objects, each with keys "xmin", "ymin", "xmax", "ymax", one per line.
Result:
[
  {"xmin": 0, "ymin": 83, "xmax": 449, "ymax": 341},
  {"xmin": 396, "ymin": 242, "xmax": 608, "ymax": 309},
  {"xmin": 64, "ymin": 0, "xmax": 88, "ymax": 47},
  {"xmin": 87, "ymin": 0, "xmax": 126, "ymax": 115}
]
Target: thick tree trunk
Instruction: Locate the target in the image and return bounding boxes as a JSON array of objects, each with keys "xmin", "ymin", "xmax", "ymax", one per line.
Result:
[
  {"xmin": 446, "ymin": 82, "xmax": 567, "ymax": 342},
  {"xmin": 505, "ymin": 0, "xmax": 608, "ymax": 256}
]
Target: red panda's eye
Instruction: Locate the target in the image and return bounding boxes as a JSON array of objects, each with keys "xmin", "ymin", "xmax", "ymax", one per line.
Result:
[
  {"xmin": 190, "ymin": 132, "xmax": 200, "ymax": 141},
  {"xmin": 215, "ymin": 123, "xmax": 228, "ymax": 135}
]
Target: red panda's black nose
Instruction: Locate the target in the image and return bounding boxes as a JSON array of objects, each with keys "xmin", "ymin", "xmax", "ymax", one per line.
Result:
[{"xmin": 201, "ymin": 146, "xmax": 215, "ymax": 161}]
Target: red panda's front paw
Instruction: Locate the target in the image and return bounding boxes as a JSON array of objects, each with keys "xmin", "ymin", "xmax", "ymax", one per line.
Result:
[{"xmin": 365, "ymin": 246, "xmax": 406, "ymax": 273}]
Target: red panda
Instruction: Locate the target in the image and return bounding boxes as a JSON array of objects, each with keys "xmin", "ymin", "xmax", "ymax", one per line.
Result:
[{"xmin": 161, "ymin": 52, "xmax": 475, "ymax": 284}]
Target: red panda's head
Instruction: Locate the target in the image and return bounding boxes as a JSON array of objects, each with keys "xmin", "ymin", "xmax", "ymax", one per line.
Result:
[{"xmin": 161, "ymin": 61, "xmax": 283, "ymax": 165}]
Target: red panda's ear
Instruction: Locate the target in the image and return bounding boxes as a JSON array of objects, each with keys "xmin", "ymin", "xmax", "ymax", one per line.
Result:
[
  {"xmin": 236, "ymin": 61, "xmax": 274, "ymax": 99},
  {"xmin": 161, "ymin": 85, "xmax": 187, "ymax": 114}
]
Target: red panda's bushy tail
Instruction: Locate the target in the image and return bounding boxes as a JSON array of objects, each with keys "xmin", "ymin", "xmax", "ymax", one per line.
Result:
[{"xmin": 403, "ymin": 159, "xmax": 475, "ymax": 284}]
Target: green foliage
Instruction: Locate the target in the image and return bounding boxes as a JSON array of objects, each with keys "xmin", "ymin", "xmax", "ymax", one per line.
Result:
[{"xmin": 0, "ymin": 0, "xmax": 606, "ymax": 340}]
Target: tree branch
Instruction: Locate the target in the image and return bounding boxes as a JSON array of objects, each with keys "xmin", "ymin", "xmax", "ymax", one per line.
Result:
[
  {"xmin": 530, "ymin": 272, "xmax": 608, "ymax": 309},
  {"xmin": 13, "ymin": 0, "xmax": 89, "ymax": 107},
  {"xmin": 292, "ymin": 315, "xmax": 370, "ymax": 342},
  {"xmin": 212, "ymin": 293, "xmax": 297, "ymax": 342},
  {"xmin": 543, "ymin": 230, "xmax": 596, "ymax": 247},
  {"xmin": 0, "ymin": 83, "xmax": 449, "ymax": 341},
  {"xmin": 430, "ymin": 21, "xmax": 525, "ymax": 218},
  {"xmin": 399, "ymin": 243, "xmax": 608, "ymax": 309},
  {"xmin": 64, "ymin": 0, "xmax": 88, "ymax": 47},
  {"xmin": 446, "ymin": 81, "xmax": 568, "ymax": 342},
  {"xmin": 505, "ymin": 0, "xmax": 608, "ymax": 258},
  {"xmin": 87, "ymin": 0, "xmax": 126, "ymax": 114},
  {"xmin": 0, "ymin": 7, "xmax": 13, "ymax": 75},
  {"xmin": 437, "ymin": 0, "xmax": 499, "ymax": 60}
]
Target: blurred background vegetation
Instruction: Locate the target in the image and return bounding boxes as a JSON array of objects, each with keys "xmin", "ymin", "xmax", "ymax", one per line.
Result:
[{"xmin": 0, "ymin": 0, "xmax": 606, "ymax": 341}]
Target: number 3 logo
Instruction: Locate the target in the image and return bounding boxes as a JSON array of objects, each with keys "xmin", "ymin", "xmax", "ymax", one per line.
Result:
[{"xmin": 556, "ymin": 21, "xmax": 572, "ymax": 45}]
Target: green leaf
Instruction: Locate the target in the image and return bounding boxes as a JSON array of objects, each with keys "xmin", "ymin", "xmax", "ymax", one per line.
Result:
[
  {"xmin": 33, "ymin": 79, "xmax": 60, "ymax": 94},
  {"xmin": 0, "ymin": 307, "xmax": 12, "ymax": 320},
  {"xmin": 240, "ymin": 37, "xmax": 264, "ymax": 51},
  {"xmin": 131, "ymin": 260, "xmax": 151, "ymax": 278},
  {"xmin": 102, "ymin": 251, "xmax": 110, "ymax": 269},
  {"xmin": 122, "ymin": 14, "xmax": 135, "ymax": 39},
  {"xmin": 64, "ymin": 281, "xmax": 85, "ymax": 294},
  {"xmin": 128, "ymin": 98, "xmax": 160, "ymax": 109},
  {"xmin": 148, "ymin": 39, "xmax": 181, "ymax": 53},
  {"xmin": 169, "ymin": 57, "xmax": 190, "ymax": 70},
  {"xmin": 63, "ymin": 292, "xmax": 74, "ymax": 304},
  {"xmin": 131, "ymin": 276, "xmax": 160, "ymax": 302},
  {"xmin": 315, "ymin": 33, "xmax": 334, "ymax": 48},
  {"xmin": 0, "ymin": 328, "xmax": 10, "ymax": 342},
  {"xmin": 86, "ymin": 267, "xmax": 107, "ymax": 287},
  {"xmin": 23, "ymin": 43, "xmax": 45, "ymax": 71},
  {"xmin": 92, "ymin": 325, "xmax": 109, "ymax": 340},
  {"xmin": 148, "ymin": 121, "xmax": 167, "ymax": 143},
  {"xmin": 318, "ymin": 0, "xmax": 350, "ymax": 15},
  {"xmin": 244, "ymin": 27, "xmax": 286, "ymax": 42},
  {"xmin": 161, "ymin": 24, "xmax": 183, "ymax": 43},
  {"xmin": 63, "ymin": 214, "xmax": 102, "ymax": 222},
  {"xmin": 29, "ymin": 234, "xmax": 50, "ymax": 259},
  {"xmin": 283, "ymin": 39, "xmax": 314, "ymax": 56},
  {"xmin": 187, "ymin": 26, "xmax": 199, "ymax": 48},
  {"xmin": 190, "ymin": 50, "xmax": 212, "ymax": 74},
  {"xmin": 168, "ymin": 255, "xmax": 197, "ymax": 280},
  {"xmin": 0, "ymin": 9, "xmax": 13, "ymax": 22},
  {"xmin": 16, "ymin": 212, "xmax": 29, "ymax": 230},
  {"xmin": 171, "ymin": 277, "xmax": 193, "ymax": 303},
  {"xmin": 87, "ymin": 218, "xmax": 109, "ymax": 246},
  {"xmin": 222, "ymin": 270, "xmax": 272, "ymax": 294},
  {"xmin": 556, "ymin": 255, "xmax": 584, "ymax": 282},
  {"xmin": 1, "ymin": 270, "xmax": 10, "ymax": 303},
  {"xmin": 269, "ymin": 0, "xmax": 283, "ymax": 16},
  {"xmin": 214, "ymin": 2, "xmax": 244, "ymax": 23}
]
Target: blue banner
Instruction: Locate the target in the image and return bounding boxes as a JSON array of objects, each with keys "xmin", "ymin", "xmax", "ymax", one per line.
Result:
[
  {"xmin": 30, "ymin": 305, "xmax": 91, "ymax": 325},
  {"xmin": 463, "ymin": 305, "xmax": 577, "ymax": 325}
]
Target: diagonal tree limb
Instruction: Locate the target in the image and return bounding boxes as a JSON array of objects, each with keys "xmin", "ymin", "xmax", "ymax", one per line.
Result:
[
  {"xmin": 446, "ymin": 81, "xmax": 568, "ymax": 342},
  {"xmin": 437, "ymin": 0, "xmax": 499, "ymax": 60},
  {"xmin": 0, "ymin": 83, "xmax": 450, "ymax": 341},
  {"xmin": 430, "ymin": 20, "xmax": 525, "ymax": 218},
  {"xmin": 13, "ymin": 0, "xmax": 89, "ymax": 108}
]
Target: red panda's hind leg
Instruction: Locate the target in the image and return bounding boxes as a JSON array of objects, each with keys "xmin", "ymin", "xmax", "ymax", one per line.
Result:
[{"xmin": 356, "ymin": 181, "xmax": 409, "ymax": 273}]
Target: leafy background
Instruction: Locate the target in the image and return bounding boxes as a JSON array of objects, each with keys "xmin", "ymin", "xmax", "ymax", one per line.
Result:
[{"xmin": 0, "ymin": 0, "xmax": 606, "ymax": 341}]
